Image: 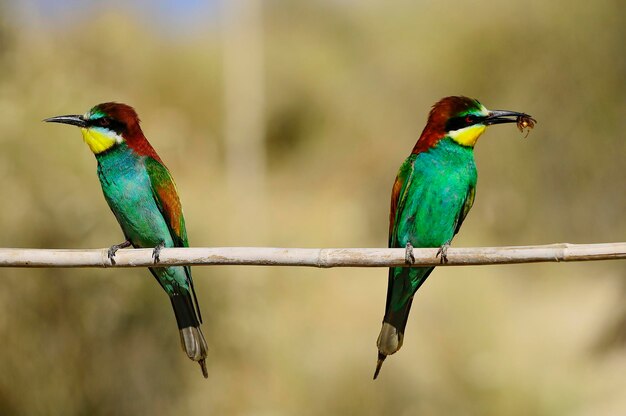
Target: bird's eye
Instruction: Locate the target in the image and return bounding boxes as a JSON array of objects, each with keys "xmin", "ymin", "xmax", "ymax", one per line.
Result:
[
  {"xmin": 99, "ymin": 118, "xmax": 110, "ymax": 127},
  {"xmin": 465, "ymin": 115, "xmax": 476, "ymax": 124}
]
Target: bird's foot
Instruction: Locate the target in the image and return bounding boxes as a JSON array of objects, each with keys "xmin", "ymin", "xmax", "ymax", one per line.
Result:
[
  {"xmin": 152, "ymin": 241, "xmax": 166, "ymax": 264},
  {"xmin": 107, "ymin": 240, "xmax": 132, "ymax": 265},
  {"xmin": 405, "ymin": 242, "xmax": 415, "ymax": 265},
  {"xmin": 436, "ymin": 242, "xmax": 451, "ymax": 264}
]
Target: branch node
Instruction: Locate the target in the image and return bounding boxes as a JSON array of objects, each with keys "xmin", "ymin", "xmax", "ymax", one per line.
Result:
[
  {"xmin": 101, "ymin": 248, "xmax": 111, "ymax": 268},
  {"xmin": 316, "ymin": 249, "xmax": 329, "ymax": 268}
]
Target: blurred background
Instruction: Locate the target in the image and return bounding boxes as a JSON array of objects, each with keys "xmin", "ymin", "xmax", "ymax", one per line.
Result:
[{"xmin": 0, "ymin": 0, "xmax": 624, "ymax": 414}]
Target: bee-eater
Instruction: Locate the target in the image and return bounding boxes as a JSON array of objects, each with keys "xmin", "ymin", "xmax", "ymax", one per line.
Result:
[
  {"xmin": 45, "ymin": 103, "xmax": 208, "ymax": 378},
  {"xmin": 374, "ymin": 96, "xmax": 535, "ymax": 379}
]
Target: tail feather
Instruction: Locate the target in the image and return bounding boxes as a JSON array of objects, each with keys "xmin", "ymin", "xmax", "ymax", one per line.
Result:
[
  {"xmin": 374, "ymin": 266, "xmax": 433, "ymax": 379},
  {"xmin": 183, "ymin": 265, "xmax": 203, "ymax": 324},
  {"xmin": 373, "ymin": 352, "xmax": 387, "ymax": 380},
  {"xmin": 374, "ymin": 298, "xmax": 413, "ymax": 379},
  {"xmin": 179, "ymin": 327, "xmax": 209, "ymax": 378},
  {"xmin": 171, "ymin": 292, "xmax": 209, "ymax": 378}
]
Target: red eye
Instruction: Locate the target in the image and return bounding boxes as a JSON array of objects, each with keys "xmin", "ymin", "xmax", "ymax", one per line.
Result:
[
  {"xmin": 99, "ymin": 118, "xmax": 110, "ymax": 126},
  {"xmin": 465, "ymin": 115, "xmax": 476, "ymax": 124}
]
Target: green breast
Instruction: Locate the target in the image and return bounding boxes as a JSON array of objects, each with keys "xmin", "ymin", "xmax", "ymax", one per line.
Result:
[
  {"xmin": 95, "ymin": 144, "xmax": 188, "ymax": 294},
  {"xmin": 388, "ymin": 138, "xmax": 477, "ymax": 309},
  {"xmin": 95, "ymin": 143, "xmax": 174, "ymax": 249},
  {"xmin": 396, "ymin": 138, "xmax": 477, "ymax": 248}
]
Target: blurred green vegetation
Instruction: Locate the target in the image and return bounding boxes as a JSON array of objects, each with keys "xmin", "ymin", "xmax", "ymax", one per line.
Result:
[{"xmin": 0, "ymin": 0, "xmax": 624, "ymax": 415}]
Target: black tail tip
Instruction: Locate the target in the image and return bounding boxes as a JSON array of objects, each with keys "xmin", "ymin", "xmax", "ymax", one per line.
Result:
[
  {"xmin": 199, "ymin": 359, "xmax": 208, "ymax": 379},
  {"xmin": 373, "ymin": 352, "xmax": 387, "ymax": 380}
]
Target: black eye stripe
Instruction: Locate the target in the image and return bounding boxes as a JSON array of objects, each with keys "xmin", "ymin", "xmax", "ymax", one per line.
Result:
[
  {"xmin": 445, "ymin": 116, "xmax": 467, "ymax": 131},
  {"xmin": 445, "ymin": 114, "xmax": 485, "ymax": 131},
  {"xmin": 88, "ymin": 117, "xmax": 125, "ymax": 133}
]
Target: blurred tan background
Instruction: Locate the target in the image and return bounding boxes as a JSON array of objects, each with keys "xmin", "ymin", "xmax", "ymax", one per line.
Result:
[{"xmin": 0, "ymin": 0, "xmax": 624, "ymax": 414}]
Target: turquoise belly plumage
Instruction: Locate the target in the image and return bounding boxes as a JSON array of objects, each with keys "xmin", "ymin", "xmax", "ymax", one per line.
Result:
[
  {"xmin": 388, "ymin": 138, "xmax": 477, "ymax": 309},
  {"xmin": 97, "ymin": 144, "xmax": 184, "ymax": 293}
]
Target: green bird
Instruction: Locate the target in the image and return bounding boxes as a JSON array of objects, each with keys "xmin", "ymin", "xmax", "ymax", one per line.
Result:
[
  {"xmin": 374, "ymin": 96, "xmax": 535, "ymax": 379},
  {"xmin": 45, "ymin": 103, "xmax": 208, "ymax": 378}
]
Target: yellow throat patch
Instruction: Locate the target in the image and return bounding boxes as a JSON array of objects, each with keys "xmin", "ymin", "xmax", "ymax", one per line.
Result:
[
  {"xmin": 448, "ymin": 124, "xmax": 487, "ymax": 147},
  {"xmin": 80, "ymin": 127, "xmax": 121, "ymax": 154}
]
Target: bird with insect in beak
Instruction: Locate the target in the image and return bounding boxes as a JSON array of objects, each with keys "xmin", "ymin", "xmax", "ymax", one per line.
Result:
[
  {"xmin": 374, "ymin": 96, "xmax": 536, "ymax": 379},
  {"xmin": 45, "ymin": 103, "xmax": 208, "ymax": 378}
]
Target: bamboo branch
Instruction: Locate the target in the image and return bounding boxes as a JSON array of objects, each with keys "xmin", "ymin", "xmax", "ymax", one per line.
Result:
[{"xmin": 0, "ymin": 242, "xmax": 624, "ymax": 268}]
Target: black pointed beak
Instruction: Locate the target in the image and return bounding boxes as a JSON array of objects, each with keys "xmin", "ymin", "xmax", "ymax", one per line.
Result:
[
  {"xmin": 484, "ymin": 110, "xmax": 531, "ymax": 126},
  {"xmin": 44, "ymin": 114, "xmax": 87, "ymax": 128}
]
